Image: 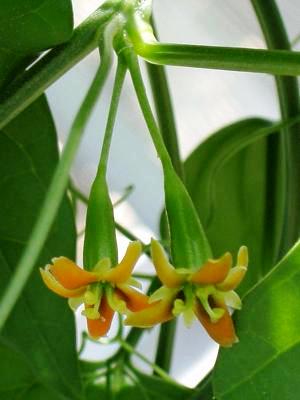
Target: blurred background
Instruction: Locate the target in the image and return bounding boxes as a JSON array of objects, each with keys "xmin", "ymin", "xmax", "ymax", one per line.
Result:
[{"xmin": 46, "ymin": 0, "xmax": 300, "ymax": 387}]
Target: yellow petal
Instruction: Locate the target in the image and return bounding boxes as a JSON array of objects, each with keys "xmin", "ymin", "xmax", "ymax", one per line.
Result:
[
  {"xmin": 103, "ymin": 241, "xmax": 142, "ymax": 284},
  {"xmin": 216, "ymin": 266, "xmax": 247, "ymax": 291},
  {"xmin": 124, "ymin": 298, "xmax": 174, "ymax": 327},
  {"xmin": 151, "ymin": 239, "xmax": 185, "ymax": 288},
  {"xmin": 49, "ymin": 257, "xmax": 98, "ymax": 289},
  {"xmin": 189, "ymin": 253, "xmax": 232, "ymax": 285},
  {"xmin": 40, "ymin": 268, "xmax": 86, "ymax": 298},
  {"xmin": 194, "ymin": 299, "xmax": 238, "ymax": 347},
  {"xmin": 237, "ymin": 246, "xmax": 248, "ymax": 267}
]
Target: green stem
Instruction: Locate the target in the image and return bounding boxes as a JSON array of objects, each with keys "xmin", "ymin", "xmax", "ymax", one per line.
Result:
[
  {"xmin": 0, "ymin": 5, "xmax": 115, "ymax": 130},
  {"xmin": 145, "ymin": 21, "xmax": 183, "ymax": 179},
  {"xmin": 121, "ymin": 44, "xmax": 173, "ymax": 172},
  {"xmin": 119, "ymin": 339, "xmax": 176, "ymax": 384},
  {"xmin": 137, "ymin": 42, "xmax": 300, "ymax": 76},
  {"xmin": 98, "ymin": 59, "xmax": 127, "ymax": 175},
  {"xmin": 113, "ymin": 184, "xmax": 134, "ymax": 207},
  {"xmin": 0, "ymin": 46, "xmax": 112, "ymax": 331},
  {"xmin": 251, "ymin": 0, "xmax": 300, "ymax": 262},
  {"xmin": 154, "ymin": 321, "xmax": 177, "ymax": 374},
  {"xmin": 145, "ymin": 19, "xmax": 180, "ymax": 373},
  {"xmin": 291, "ymin": 32, "xmax": 300, "ymax": 48}
]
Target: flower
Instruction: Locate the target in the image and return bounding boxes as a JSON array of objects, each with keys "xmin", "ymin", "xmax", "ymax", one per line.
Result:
[
  {"xmin": 125, "ymin": 239, "xmax": 248, "ymax": 347},
  {"xmin": 40, "ymin": 241, "xmax": 150, "ymax": 339}
]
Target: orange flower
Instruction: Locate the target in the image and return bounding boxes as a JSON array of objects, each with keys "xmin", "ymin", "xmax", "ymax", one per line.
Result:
[
  {"xmin": 125, "ymin": 239, "xmax": 248, "ymax": 347},
  {"xmin": 40, "ymin": 241, "xmax": 150, "ymax": 339}
]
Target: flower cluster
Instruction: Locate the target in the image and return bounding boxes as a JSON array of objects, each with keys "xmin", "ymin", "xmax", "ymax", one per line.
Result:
[{"xmin": 40, "ymin": 239, "xmax": 248, "ymax": 346}]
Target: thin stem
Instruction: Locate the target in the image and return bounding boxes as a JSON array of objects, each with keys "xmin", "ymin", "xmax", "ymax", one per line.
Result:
[
  {"xmin": 97, "ymin": 59, "xmax": 127, "ymax": 175},
  {"xmin": 145, "ymin": 20, "xmax": 183, "ymax": 179},
  {"xmin": 0, "ymin": 5, "xmax": 115, "ymax": 130},
  {"xmin": 146, "ymin": 18, "xmax": 179, "ymax": 373},
  {"xmin": 138, "ymin": 42, "xmax": 300, "ymax": 76},
  {"xmin": 113, "ymin": 184, "xmax": 134, "ymax": 207},
  {"xmin": 251, "ymin": 0, "xmax": 300, "ymax": 263},
  {"xmin": 0, "ymin": 47, "xmax": 112, "ymax": 331},
  {"xmin": 123, "ymin": 46, "xmax": 173, "ymax": 171},
  {"xmin": 291, "ymin": 32, "xmax": 300, "ymax": 48},
  {"xmin": 154, "ymin": 321, "xmax": 176, "ymax": 374},
  {"xmin": 118, "ymin": 339, "xmax": 176, "ymax": 384}
]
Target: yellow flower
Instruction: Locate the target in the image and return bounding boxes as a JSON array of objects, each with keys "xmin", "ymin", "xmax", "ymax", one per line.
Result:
[
  {"xmin": 125, "ymin": 239, "xmax": 248, "ymax": 347},
  {"xmin": 40, "ymin": 241, "xmax": 150, "ymax": 339}
]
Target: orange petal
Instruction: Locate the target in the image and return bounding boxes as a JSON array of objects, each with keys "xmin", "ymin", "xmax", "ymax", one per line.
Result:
[
  {"xmin": 116, "ymin": 285, "xmax": 151, "ymax": 312},
  {"xmin": 194, "ymin": 299, "xmax": 238, "ymax": 347},
  {"xmin": 189, "ymin": 253, "xmax": 232, "ymax": 285},
  {"xmin": 124, "ymin": 298, "xmax": 174, "ymax": 328},
  {"xmin": 103, "ymin": 241, "xmax": 142, "ymax": 284},
  {"xmin": 40, "ymin": 268, "xmax": 86, "ymax": 298},
  {"xmin": 86, "ymin": 296, "xmax": 114, "ymax": 339},
  {"xmin": 151, "ymin": 239, "xmax": 185, "ymax": 288},
  {"xmin": 49, "ymin": 257, "xmax": 98, "ymax": 289}
]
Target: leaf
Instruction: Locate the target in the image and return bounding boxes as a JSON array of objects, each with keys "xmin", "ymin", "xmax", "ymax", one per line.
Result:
[
  {"xmin": 0, "ymin": 0, "xmax": 73, "ymax": 87},
  {"xmin": 184, "ymin": 118, "xmax": 282, "ymax": 293},
  {"xmin": 213, "ymin": 240, "xmax": 300, "ymax": 399},
  {"xmin": 0, "ymin": 96, "xmax": 82, "ymax": 399},
  {"xmin": 135, "ymin": 372, "xmax": 192, "ymax": 400}
]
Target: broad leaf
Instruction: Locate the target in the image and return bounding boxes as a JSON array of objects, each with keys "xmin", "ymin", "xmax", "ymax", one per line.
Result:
[
  {"xmin": 135, "ymin": 372, "xmax": 192, "ymax": 400},
  {"xmin": 213, "ymin": 240, "xmax": 300, "ymax": 399},
  {"xmin": 0, "ymin": 96, "xmax": 82, "ymax": 399},
  {"xmin": 0, "ymin": 0, "xmax": 73, "ymax": 87},
  {"xmin": 185, "ymin": 118, "xmax": 282, "ymax": 293}
]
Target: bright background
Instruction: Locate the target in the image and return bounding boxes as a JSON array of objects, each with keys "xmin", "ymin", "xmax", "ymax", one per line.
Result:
[{"xmin": 46, "ymin": 0, "xmax": 300, "ymax": 387}]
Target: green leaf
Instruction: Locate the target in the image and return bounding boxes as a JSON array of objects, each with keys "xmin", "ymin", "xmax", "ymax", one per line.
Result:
[
  {"xmin": 0, "ymin": 0, "xmax": 73, "ymax": 87},
  {"xmin": 184, "ymin": 118, "xmax": 282, "ymax": 293},
  {"xmin": 0, "ymin": 96, "xmax": 82, "ymax": 399},
  {"xmin": 135, "ymin": 372, "xmax": 192, "ymax": 400},
  {"xmin": 213, "ymin": 240, "xmax": 300, "ymax": 399}
]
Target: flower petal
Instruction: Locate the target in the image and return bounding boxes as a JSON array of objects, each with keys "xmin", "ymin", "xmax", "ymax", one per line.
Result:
[
  {"xmin": 194, "ymin": 299, "xmax": 238, "ymax": 347},
  {"xmin": 216, "ymin": 266, "xmax": 247, "ymax": 291},
  {"xmin": 124, "ymin": 298, "xmax": 174, "ymax": 327},
  {"xmin": 116, "ymin": 284, "xmax": 150, "ymax": 312},
  {"xmin": 103, "ymin": 241, "xmax": 142, "ymax": 284},
  {"xmin": 86, "ymin": 296, "xmax": 114, "ymax": 339},
  {"xmin": 49, "ymin": 257, "xmax": 98, "ymax": 289},
  {"xmin": 189, "ymin": 253, "xmax": 232, "ymax": 285},
  {"xmin": 151, "ymin": 239, "xmax": 185, "ymax": 288},
  {"xmin": 237, "ymin": 246, "xmax": 248, "ymax": 267},
  {"xmin": 40, "ymin": 268, "xmax": 86, "ymax": 298}
]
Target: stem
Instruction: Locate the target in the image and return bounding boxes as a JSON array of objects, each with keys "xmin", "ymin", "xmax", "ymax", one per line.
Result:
[
  {"xmin": 113, "ymin": 185, "xmax": 134, "ymax": 207},
  {"xmin": 251, "ymin": 0, "xmax": 300, "ymax": 262},
  {"xmin": 0, "ymin": 5, "xmax": 115, "ymax": 130},
  {"xmin": 138, "ymin": 42, "xmax": 300, "ymax": 76},
  {"xmin": 119, "ymin": 339, "xmax": 176, "ymax": 384},
  {"xmin": 145, "ymin": 19, "xmax": 180, "ymax": 373},
  {"xmin": 122, "ymin": 46, "xmax": 173, "ymax": 172},
  {"xmin": 0, "ymin": 47, "xmax": 112, "ymax": 331},
  {"xmin": 98, "ymin": 60, "xmax": 127, "ymax": 175},
  {"xmin": 145, "ymin": 21, "xmax": 183, "ymax": 179},
  {"xmin": 154, "ymin": 321, "xmax": 177, "ymax": 374},
  {"xmin": 291, "ymin": 32, "xmax": 300, "ymax": 48}
]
